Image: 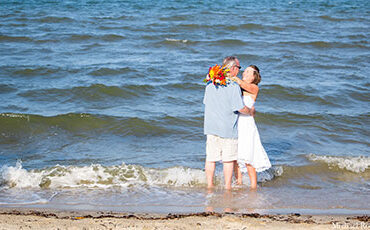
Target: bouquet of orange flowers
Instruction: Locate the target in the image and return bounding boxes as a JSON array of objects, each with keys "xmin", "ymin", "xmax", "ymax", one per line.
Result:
[{"xmin": 203, "ymin": 64, "xmax": 231, "ymax": 87}]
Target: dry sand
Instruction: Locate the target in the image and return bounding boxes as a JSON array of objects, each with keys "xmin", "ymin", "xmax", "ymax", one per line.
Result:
[{"xmin": 0, "ymin": 208, "xmax": 369, "ymax": 230}]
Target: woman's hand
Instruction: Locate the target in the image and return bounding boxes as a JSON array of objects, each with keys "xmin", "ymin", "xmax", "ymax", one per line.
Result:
[
  {"xmin": 232, "ymin": 77, "xmax": 259, "ymax": 96},
  {"xmin": 231, "ymin": 76, "xmax": 241, "ymax": 85}
]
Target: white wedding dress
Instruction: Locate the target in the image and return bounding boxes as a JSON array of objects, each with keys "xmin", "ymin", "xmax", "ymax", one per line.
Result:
[{"xmin": 238, "ymin": 95, "xmax": 271, "ymax": 173}]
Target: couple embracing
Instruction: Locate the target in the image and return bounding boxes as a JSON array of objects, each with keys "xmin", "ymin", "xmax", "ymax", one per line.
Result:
[{"xmin": 203, "ymin": 56, "xmax": 271, "ymax": 190}]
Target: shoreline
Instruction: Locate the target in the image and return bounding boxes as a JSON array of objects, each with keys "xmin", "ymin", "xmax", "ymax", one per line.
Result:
[{"xmin": 0, "ymin": 207, "xmax": 368, "ymax": 229}]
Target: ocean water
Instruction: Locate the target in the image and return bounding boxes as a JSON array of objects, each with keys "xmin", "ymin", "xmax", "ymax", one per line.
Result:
[{"xmin": 0, "ymin": 0, "xmax": 369, "ymax": 214}]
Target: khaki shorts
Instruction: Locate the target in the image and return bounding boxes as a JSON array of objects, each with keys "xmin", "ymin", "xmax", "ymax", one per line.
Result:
[{"xmin": 206, "ymin": 134, "xmax": 238, "ymax": 162}]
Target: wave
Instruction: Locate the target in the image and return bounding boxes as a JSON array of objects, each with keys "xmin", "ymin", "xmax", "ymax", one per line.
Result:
[
  {"xmin": 36, "ymin": 16, "xmax": 75, "ymax": 23},
  {"xmin": 161, "ymin": 38, "xmax": 199, "ymax": 46},
  {"xmin": 2, "ymin": 111, "xmax": 366, "ymax": 140},
  {"xmin": 163, "ymin": 82, "xmax": 204, "ymax": 91},
  {"xmin": 90, "ymin": 15, "xmax": 129, "ymax": 21},
  {"xmin": 68, "ymin": 34, "xmax": 94, "ymax": 41},
  {"xmin": 261, "ymin": 83, "xmax": 370, "ymax": 112},
  {"xmin": 278, "ymin": 41, "xmax": 368, "ymax": 49},
  {"xmin": 0, "ymin": 84, "xmax": 17, "ymax": 94},
  {"xmin": 0, "ymin": 161, "xmax": 281, "ymax": 189},
  {"xmin": 11, "ymin": 66, "xmax": 60, "ymax": 77},
  {"xmin": 98, "ymin": 25, "xmax": 131, "ymax": 31},
  {"xmin": 239, "ymin": 23, "xmax": 265, "ymax": 30},
  {"xmin": 343, "ymin": 86, "xmax": 370, "ymax": 103},
  {"xmin": 159, "ymin": 15, "xmax": 189, "ymax": 21},
  {"xmin": 319, "ymin": 15, "xmax": 355, "ymax": 22},
  {"xmin": 261, "ymin": 154, "xmax": 369, "ymax": 188},
  {"xmin": 257, "ymin": 112, "xmax": 369, "ymax": 133},
  {"xmin": 1, "ymin": 33, "xmax": 124, "ymax": 44},
  {"xmin": 213, "ymin": 39, "xmax": 247, "ymax": 46},
  {"xmin": 100, "ymin": 34, "xmax": 125, "ymax": 41},
  {"xmin": 0, "ymin": 113, "xmax": 202, "ymax": 137},
  {"xmin": 2, "ymin": 154, "xmax": 365, "ymax": 190},
  {"xmin": 156, "ymin": 38, "xmax": 198, "ymax": 47},
  {"xmin": 34, "ymin": 39, "xmax": 59, "ymax": 44},
  {"xmin": 307, "ymin": 154, "xmax": 369, "ymax": 173},
  {"xmin": 261, "ymin": 83, "xmax": 370, "ymax": 109},
  {"xmin": 67, "ymin": 34, "xmax": 125, "ymax": 42},
  {"xmin": 18, "ymin": 83, "xmax": 154, "ymax": 101},
  {"xmin": 0, "ymin": 188, "xmax": 56, "ymax": 205},
  {"xmin": 88, "ymin": 67, "xmax": 137, "ymax": 76},
  {"xmin": 261, "ymin": 84, "xmax": 331, "ymax": 105},
  {"xmin": 165, "ymin": 22, "xmax": 279, "ymax": 33},
  {"xmin": 173, "ymin": 23, "xmax": 283, "ymax": 32},
  {"xmin": 0, "ymin": 23, "xmax": 28, "ymax": 28},
  {"xmin": 176, "ymin": 24, "xmax": 212, "ymax": 30},
  {"xmin": 0, "ymin": 35, "xmax": 33, "ymax": 42},
  {"xmin": 341, "ymin": 34, "xmax": 367, "ymax": 40},
  {"xmin": 165, "ymin": 38, "xmax": 188, "ymax": 43},
  {"xmin": 224, "ymin": 23, "xmax": 283, "ymax": 31}
]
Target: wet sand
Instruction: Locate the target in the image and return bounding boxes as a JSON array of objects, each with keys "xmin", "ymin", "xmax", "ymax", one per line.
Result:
[{"xmin": 0, "ymin": 208, "xmax": 369, "ymax": 230}]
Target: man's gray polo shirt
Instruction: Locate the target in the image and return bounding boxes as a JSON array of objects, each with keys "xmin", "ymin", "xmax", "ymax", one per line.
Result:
[{"xmin": 203, "ymin": 82, "xmax": 244, "ymax": 139}]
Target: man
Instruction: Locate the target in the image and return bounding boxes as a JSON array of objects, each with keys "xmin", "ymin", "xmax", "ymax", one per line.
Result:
[{"xmin": 203, "ymin": 56, "xmax": 254, "ymax": 190}]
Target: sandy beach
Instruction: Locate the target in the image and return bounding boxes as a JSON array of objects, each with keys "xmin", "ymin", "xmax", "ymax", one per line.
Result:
[{"xmin": 0, "ymin": 208, "xmax": 369, "ymax": 230}]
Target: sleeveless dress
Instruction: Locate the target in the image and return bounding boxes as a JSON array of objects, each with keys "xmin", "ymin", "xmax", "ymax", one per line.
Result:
[{"xmin": 238, "ymin": 95, "xmax": 271, "ymax": 173}]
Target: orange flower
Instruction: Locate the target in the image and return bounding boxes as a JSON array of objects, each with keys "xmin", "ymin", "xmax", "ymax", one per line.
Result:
[{"xmin": 204, "ymin": 64, "xmax": 231, "ymax": 86}]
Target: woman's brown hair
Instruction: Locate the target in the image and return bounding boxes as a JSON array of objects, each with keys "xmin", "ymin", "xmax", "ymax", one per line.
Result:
[{"xmin": 249, "ymin": 65, "xmax": 261, "ymax": 85}]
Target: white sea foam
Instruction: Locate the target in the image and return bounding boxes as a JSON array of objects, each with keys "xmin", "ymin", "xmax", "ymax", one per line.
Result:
[
  {"xmin": 0, "ymin": 160, "xmax": 43, "ymax": 188},
  {"xmin": 145, "ymin": 166, "xmax": 206, "ymax": 186},
  {"xmin": 165, "ymin": 38, "xmax": 188, "ymax": 43},
  {"xmin": 0, "ymin": 161, "xmax": 283, "ymax": 189},
  {"xmin": 0, "ymin": 197, "xmax": 50, "ymax": 205},
  {"xmin": 307, "ymin": 154, "xmax": 370, "ymax": 173},
  {"xmin": 0, "ymin": 162, "xmax": 206, "ymax": 189},
  {"xmin": 0, "ymin": 161, "xmax": 282, "ymax": 189},
  {"xmin": 259, "ymin": 166, "xmax": 284, "ymax": 182},
  {"xmin": 238, "ymin": 166, "xmax": 283, "ymax": 185},
  {"xmin": 1, "ymin": 113, "xmax": 30, "ymax": 121}
]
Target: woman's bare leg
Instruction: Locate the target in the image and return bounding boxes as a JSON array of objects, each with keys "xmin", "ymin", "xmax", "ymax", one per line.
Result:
[
  {"xmin": 246, "ymin": 164, "xmax": 257, "ymax": 189},
  {"xmin": 233, "ymin": 162, "xmax": 243, "ymax": 185}
]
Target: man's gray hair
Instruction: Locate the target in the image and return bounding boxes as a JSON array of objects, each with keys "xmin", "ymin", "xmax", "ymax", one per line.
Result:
[{"xmin": 222, "ymin": 56, "xmax": 237, "ymax": 68}]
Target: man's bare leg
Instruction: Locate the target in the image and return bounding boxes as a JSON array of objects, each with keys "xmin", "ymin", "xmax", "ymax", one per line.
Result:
[
  {"xmin": 205, "ymin": 161, "xmax": 216, "ymax": 189},
  {"xmin": 246, "ymin": 164, "xmax": 257, "ymax": 189},
  {"xmin": 205, "ymin": 186, "xmax": 215, "ymax": 212},
  {"xmin": 223, "ymin": 161, "xmax": 234, "ymax": 190},
  {"xmin": 223, "ymin": 189, "xmax": 232, "ymax": 212}
]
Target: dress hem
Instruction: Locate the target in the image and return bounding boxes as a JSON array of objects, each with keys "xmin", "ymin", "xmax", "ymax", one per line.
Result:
[{"xmin": 237, "ymin": 160, "xmax": 271, "ymax": 173}]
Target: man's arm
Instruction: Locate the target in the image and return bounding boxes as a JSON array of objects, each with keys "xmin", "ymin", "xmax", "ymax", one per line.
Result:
[{"xmin": 231, "ymin": 83, "xmax": 255, "ymax": 116}]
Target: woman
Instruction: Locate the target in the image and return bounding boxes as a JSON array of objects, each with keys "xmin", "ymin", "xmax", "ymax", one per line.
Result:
[{"xmin": 232, "ymin": 65, "xmax": 271, "ymax": 189}]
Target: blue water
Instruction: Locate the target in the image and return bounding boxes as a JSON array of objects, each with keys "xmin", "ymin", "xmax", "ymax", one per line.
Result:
[{"xmin": 0, "ymin": 0, "xmax": 369, "ymax": 214}]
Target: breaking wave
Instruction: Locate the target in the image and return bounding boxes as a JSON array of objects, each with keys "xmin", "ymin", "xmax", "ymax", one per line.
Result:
[
  {"xmin": 0, "ymin": 161, "xmax": 281, "ymax": 189},
  {"xmin": 307, "ymin": 154, "xmax": 369, "ymax": 173}
]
